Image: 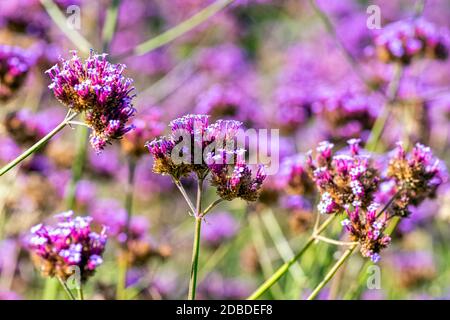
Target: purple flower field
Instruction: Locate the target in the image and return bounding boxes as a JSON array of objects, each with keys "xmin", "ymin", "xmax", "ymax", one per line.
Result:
[{"xmin": 0, "ymin": 0, "xmax": 449, "ymax": 301}]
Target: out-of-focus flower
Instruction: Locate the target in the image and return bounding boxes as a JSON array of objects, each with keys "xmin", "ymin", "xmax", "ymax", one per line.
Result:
[
  {"xmin": 387, "ymin": 142, "xmax": 447, "ymax": 217},
  {"xmin": 273, "ymin": 86, "xmax": 313, "ymax": 134},
  {"xmin": 276, "ymin": 155, "xmax": 314, "ymax": 195},
  {"xmin": 0, "ymin": 291, "xmax": 22, "ymax": 300},
  {"xmin": 91, "ymin": 199, "xmax": 169, "ymax": 265},
  {"xmin": 373, "ymin": 18, "xmax": 449, "ymax": 64},
  {"xmin": 4, "ymin": 110, "xmax": 46, "ymax": 146},
  {"xmin": 312, "ymin": 91, "xmax": 379, "ymax": 142},
  {"xmin": 46, "ymin": 50, "xmax": 136, "ymax": 152},
  {"xmin": 26, "ymin": 211, "xmax": 107, "ymax": 282},
  {"xmin": 280, "ymin": 195, "xmax": 314, "ymax": 233},
  {"xmin": 390, "ymin": 250, "xmax": 436, "ymax": 288},
  {"xmin": 201, "ymin": 211, "xmax": 239, "ymax": 247},
  {"xmin": 196, "ymin": 84, "xmax": 261, "ymax": 127},
  {"xmin": 0, "ymin": 44, "xmax": 33, "ymax": 101},
  {"xmin": 198, "ymin": 273, "xmax": 253, "ymax": 300},
  {"xmin": 121, "ymin": 107, "xmax": 164, "ymax": 158}
]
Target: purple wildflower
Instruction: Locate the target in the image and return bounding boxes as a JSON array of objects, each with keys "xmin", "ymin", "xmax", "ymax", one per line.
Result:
[
  {"xmin": 0, "ymin": 44, "xmax": 33, "ymax": 101},
  {"xmin": 46, "ymin": 50, "xmax": 136, "ymax": 152},
  {"xmin": 26, "ymin": 211, "xmax": 107, "ymax": 281}
]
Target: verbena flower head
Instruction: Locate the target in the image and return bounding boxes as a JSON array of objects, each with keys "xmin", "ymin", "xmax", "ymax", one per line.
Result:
[
  {"xmin": 307, "ymin": 139, "xmax": 380, "ymax": 214},
  {"xmin": 147, "ymin": 114, "xmax": 266, "ymax": 202},
  {"xmin": 208, "ymin": 148, "xmax": 266, "ymax": 202},
  {"xmin": 374, "ymin": 18, "xmax": 449, "ymax": 64},
  {"xmin": 387, "ymin": 142, "xmax": 447, "ymax": 217},
  {"xmin": 342, "ymin": 203, "xmax": 391, "ymax": 262},
  {"xmin": 0, "ymin": 45, "xmax": 33, "ymax": 101},
  {"xmin": 46, "ymin": 50, "xmax": 136, "ymax": 152},
  {"xmin": 26, "ymin": 211, "xmax": 107, "ymax": 282}
]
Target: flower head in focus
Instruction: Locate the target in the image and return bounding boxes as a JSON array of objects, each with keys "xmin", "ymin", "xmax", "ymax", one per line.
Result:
[
  {"xmin": 307, "ymin": 139, "xmax": 380, "ymax": 214},
  {"xmin": 26, "ymin": 211, "xmax": 107, "ymax": 282},
  {"xmin": 342, "ymin": 203, "xmax": 391, "ymax": 262},
  {"xmin": 46, "ymin": 50, "xmax": 136, "ymax": 152}
]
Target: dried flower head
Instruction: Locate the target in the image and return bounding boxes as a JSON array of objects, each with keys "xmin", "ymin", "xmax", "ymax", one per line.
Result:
[
  {"xmin": 46, "ymin": 50, "xmax": 136, "ymax": 152},
  {"xmin": 26, "ymin": 211, "xmax": 107, "ymax": 282},
  {"xmin": 0, "ymin": 45, "xmax": 32, "ymax": 101},
  {"xmin": 387, "ymin": 142, "xmax": 446, "ymax": 217},
  {"xmin": 374, "ymin": 18, "xmax": 449, "ymax": 65}
]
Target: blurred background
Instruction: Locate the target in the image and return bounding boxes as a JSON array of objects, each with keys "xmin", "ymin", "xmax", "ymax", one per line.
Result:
[{"xmin": 0, "ymin": 0, "xmax": 449, "ymax": 300}]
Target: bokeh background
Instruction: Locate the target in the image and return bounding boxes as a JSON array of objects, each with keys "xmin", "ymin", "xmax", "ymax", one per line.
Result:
[{"xmin": 0, "ymin": 0, "xmax": 449, "ymax": 300}]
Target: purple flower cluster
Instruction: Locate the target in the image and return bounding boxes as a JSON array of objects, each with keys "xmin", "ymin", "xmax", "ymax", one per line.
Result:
[
  {"xmin": 147, "ymin": 114, "xmax": 266, "ymax": 202},
  {"xmin": 307, "ymin": 139, "xmax": 380, "ymax": 214},
  {"xmin": 374, "ymin": 18, "xmax": 449, "ymax": 64},
  {"xmin": 46, "ymin": 51, "xmax": 136, "ymax": 152},
  {"xmin": 387, "ymin": 142, "xmax": 447, "ymax": 217},
  {"xmin": 208, "ymin": 148, "xmax": 266, "ymax": 202},
  {"xmin": 26, "ymin": 211, "xmax": 107, "ymax": 281},
  {"xmin": 342, "ymin": 203, "xmax": 391, "ymax": 262},
  {"xmin": 0, "ymin": 44, "xmax": 32, "ymax": 101}
]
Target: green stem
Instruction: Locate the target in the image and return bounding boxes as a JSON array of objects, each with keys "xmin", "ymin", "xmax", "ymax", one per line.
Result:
[
  {"xmin": 65, "ymin": 125, "xmax": 89, "ymax": 209},
  {"xmin": 0, "ymin": 112, "xmax": 77, "ymax": 177},
  {"xmin": 121, "ymin": 0, "xmax": 234, "ymax": 58},
  {"xmin": 77, "ymin": 286, "xmax": 84, "ymax": 300},
  {"xmin": 247, "ymin": 214, "xmax": 336, "ymax": 300},
  {"xmin": 188, "ymin": 178, "xmax": 204, "ymax": 300},
  {"xmin": 173, "ymin": 178, "xmax": 196, "ymax": 215},
  {"xmin": 40, "ymin": 0, "xmax": 92, "ymax": 53},
  {"xmin": 188, "ymin": 216, "xmax": 202, "ymax": 300},
  {"xmin": 202, "ymin": 198, "xmax": 223, "ymax": 216},
  {"xmin": 306, "ymin": 244, "xmax": 358, "ymax": 300},
  {"xmin": 57, "ymin": 277, "xmax": 76, "ymax": 300}
]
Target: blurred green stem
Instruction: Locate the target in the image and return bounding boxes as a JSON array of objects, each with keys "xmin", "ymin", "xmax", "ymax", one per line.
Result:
[
  {"xmin": 306, "ymin": 244, "xmax": 358, "ymax": 300},
  {"xmin": 102, "ymin": 0, "xmax": 122, "ymax": 52},
  {"xmin": 40, "ymin": 0, "xmax": 92, "ymax": 53},
  {"xmin": 77, "ymin": 286, "xmax": 84, "ymax": 300},
  {"xmin": 0, "ymin": 112, "xmax": 77, "ymax": 177},
  {"xmin": 121, "ymin": 0, "xmax": 234, "ymax": 58},
  {"xmin": 247, "ymin": 214, "xmax": 336, "ymax": 300}
]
